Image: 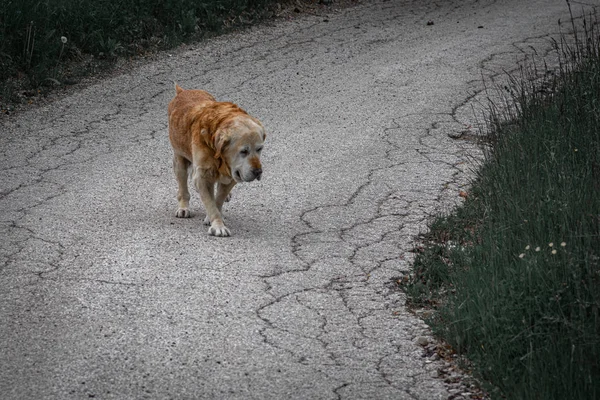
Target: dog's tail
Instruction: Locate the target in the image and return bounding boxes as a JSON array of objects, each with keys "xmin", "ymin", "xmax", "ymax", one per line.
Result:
[{"xmin": 174, "ymin": 82, "xmax": 184, "ymax": 94}]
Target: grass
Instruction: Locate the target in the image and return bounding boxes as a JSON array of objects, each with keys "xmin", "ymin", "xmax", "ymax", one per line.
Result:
[
  {"xmin": 0, "ymin": 0, "xmax": 287, "ymax": 107},
  {"xmin": 404, "ymin": 5, "xmax": 600, "ymax": 400}
]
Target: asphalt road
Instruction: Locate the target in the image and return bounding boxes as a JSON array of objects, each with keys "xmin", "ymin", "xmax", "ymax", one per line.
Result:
[{"xmin": 0, "ymin": 0, "xmax": 580, "ymax": 398}]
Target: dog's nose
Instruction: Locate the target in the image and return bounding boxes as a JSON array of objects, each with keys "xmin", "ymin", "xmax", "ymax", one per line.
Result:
[{"xmin": 253, "ymin": 168, "xmax": 262, "ymax": 181}]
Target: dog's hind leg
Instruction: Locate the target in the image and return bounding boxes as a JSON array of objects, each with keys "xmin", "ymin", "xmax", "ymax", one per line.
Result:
[{"xmin": 173, "ymin": 155, "xmax": 191, "ymax": 218}]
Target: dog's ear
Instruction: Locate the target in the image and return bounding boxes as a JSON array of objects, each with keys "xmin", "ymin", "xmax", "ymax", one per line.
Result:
[
  {"xmin": 250, "ymin": 116, "xmax": 266, "ymax": 142},
  {"xmin": 213, "ymin": 130, "xmax": 230, "ymax": 159},
  {"xmin": 175, "ymin": 83, "xmax": 184, "ymax": 94}
]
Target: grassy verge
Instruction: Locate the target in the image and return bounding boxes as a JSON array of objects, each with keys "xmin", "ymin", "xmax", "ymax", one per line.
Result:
[
  {"xmin": 403, "ymin": 7, "xmax": 600, "ymax": 400},
  {"xmin": 0, "ymin": 0, "xmax": 306, "ymax": 109}
]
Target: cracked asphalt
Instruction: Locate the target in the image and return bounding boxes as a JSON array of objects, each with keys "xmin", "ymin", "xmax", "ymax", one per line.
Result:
[{"xmin": 0, "ymin": 0, "xmax": 578, "ymax": 398}]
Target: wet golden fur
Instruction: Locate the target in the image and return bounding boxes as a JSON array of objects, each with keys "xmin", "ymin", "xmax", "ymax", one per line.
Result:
[{"xmin": 168, "ymin": 84, "xmax": 266, "ymax": 237}]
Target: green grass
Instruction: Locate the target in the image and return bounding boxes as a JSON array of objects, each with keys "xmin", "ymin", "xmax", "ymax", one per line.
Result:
[
  {"xmin": 405, "ymin": 7, "xmax": 600, "ymax": 400},
  {"xmin": 0, "ymin": 0, "xmax": 280, "ymax": 103}
]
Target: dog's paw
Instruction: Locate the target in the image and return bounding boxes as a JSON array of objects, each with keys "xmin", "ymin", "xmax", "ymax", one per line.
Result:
[
  {"xmin": 176, "ymin": 208, "xmax": 191, "ymax": 218},
  {"xmin": 203, "ymin": 215, "xmax": 211, "ymax": 225},
  {"xmin": 208, "ymin": 223, "xmax": 231, "ymax": 237},
  {"xmin": 225, "ymin": 193, "xmax": 232, "ymax": 202}
]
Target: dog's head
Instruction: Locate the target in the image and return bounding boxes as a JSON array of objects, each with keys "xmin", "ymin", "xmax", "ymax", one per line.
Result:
[{"xmin": 215, "ymin": 115, "xmax": 266, "ymax": 183}]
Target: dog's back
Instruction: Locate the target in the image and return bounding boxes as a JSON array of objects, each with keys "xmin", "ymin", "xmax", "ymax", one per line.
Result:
[
  {"xmin": 168, "ymin": 85, "xmax": 217, "ymax": 159},
  {"xmin": 168, "ymin": 84, "xmax": 215, "ymax": 121}
]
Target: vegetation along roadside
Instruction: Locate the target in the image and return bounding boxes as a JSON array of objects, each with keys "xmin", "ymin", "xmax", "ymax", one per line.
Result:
[
  {"xmin": 401, "ymin": 5, "xmax": 599, "ymax": 400},
  {"xmin": 0, "ymin": 0, "xmax": 343, "ymax": 113}
]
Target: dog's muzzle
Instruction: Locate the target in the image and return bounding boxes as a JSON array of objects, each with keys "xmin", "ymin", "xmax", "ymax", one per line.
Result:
[
  {"xmin": 235, "ymin": 168, "xmax": 262, "ymax": 182},
  {"xmin": 253, "ymin": 168, "xmax": 262, "ymax": 181}
]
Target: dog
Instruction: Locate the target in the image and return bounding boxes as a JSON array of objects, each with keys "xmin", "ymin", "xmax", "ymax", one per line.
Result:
[{"xmin": 167, "ymin": 84, "xmax": 266, "ymax": 237}]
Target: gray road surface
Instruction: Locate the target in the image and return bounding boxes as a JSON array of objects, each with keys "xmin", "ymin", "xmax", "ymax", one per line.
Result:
[{"xmin": 0, "ymin": 0, "xmax": 579, "ymax": 398}]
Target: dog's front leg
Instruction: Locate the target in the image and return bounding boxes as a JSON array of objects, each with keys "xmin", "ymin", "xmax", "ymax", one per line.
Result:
[
  {"xmin": 215, "ymin": 181, "xmax": 236, "ymax": 212},
  {"xmin": 202, "ymin": 181, "xmax": 235, "ymax": 226},
  {"xmin": 193, "ymin": 172, "xmax": 230, "ymax": 237}
]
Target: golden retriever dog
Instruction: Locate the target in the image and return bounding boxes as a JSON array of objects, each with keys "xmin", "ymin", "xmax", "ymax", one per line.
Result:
[{"xmin": 167, "ymin": 84, "xmax": 266, "ymax": 237}]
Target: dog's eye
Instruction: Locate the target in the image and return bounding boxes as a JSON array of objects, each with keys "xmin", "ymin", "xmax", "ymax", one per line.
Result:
[
  {"xmin": 240, "ymin": 149, "xmax": 249, "ymax": 157},
  {"xmin": 256, "ymin": 147, "xmax": 263, "ymax": 153}
]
